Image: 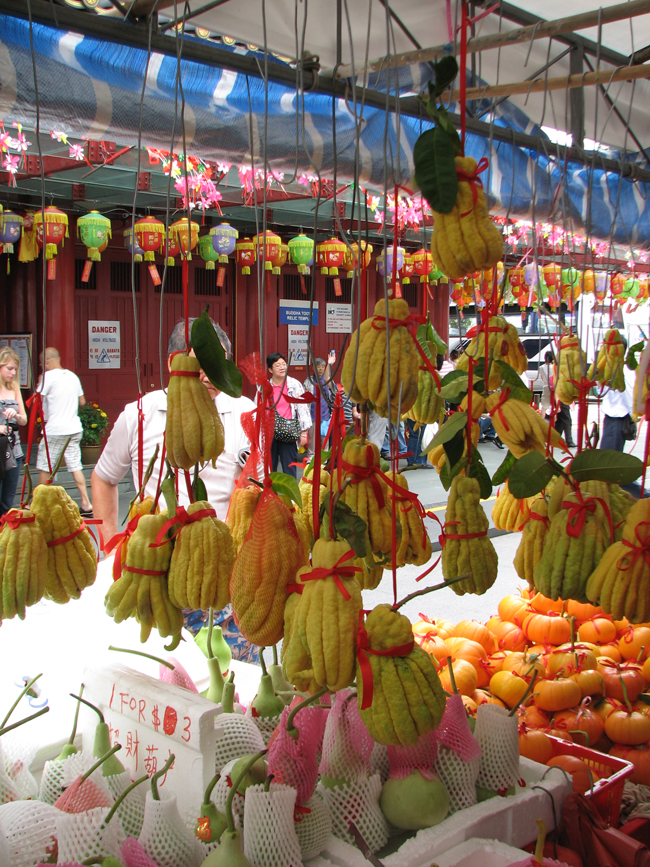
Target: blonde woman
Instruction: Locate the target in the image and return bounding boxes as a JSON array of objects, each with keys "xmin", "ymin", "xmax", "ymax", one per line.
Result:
[{"xmin": 0, "ymin": 347, "xmax": 27, "ymax": 516}]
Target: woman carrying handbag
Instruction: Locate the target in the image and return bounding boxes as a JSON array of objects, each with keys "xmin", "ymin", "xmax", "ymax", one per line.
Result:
[{"xmin": 267, "ymin": 352, "xmax": 312, "ymax": 479}]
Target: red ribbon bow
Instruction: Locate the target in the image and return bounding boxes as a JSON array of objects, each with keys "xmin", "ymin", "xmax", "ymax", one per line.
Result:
[
  {"xmin": 105, "ymin": 514, "xmax": 142, "ymax": 582},
  {"xmin": 298, "ymin": 549, "xmax": 361, "ymax": 601},
  {"xmin": 562, "ymin": 495, "xmax": 614, "ymax": 543},
  {"xmin": 0, "ymin": 511, "xmax": 35, "ymax": 531},
  {"xmin": 619, "ymin": 520, "xmax": 650, "ymax": 571},
  {"xmin": 47, "ymin": 521, "xmax": 87, "ymax": 548},
  {"xmin": 457, "ymin": 157, "xmax": 489, "ymax": 217},
  {"xmin": 150, "ymin": 505, "xmax": 217, "ymax": 548},
  {"xmin": 340, "ymin": 446, "xmax": 387, "ymax": 510},
  {"xmin": 357, "ymin": 610, "xmax": 415, "ymax": 710}
]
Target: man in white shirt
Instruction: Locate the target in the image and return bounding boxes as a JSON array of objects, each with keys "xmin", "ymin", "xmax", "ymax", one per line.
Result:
[
  {"xmin": 600, "ymin": 338, "xmax": 635, "ymax": 452},
  {"xmin": 37, "ymin": 347, "xmax": 92, "ymax": 515},
  {"xmin": 91, "ymin": 319, "xmax": 255, "ymax": 542}
]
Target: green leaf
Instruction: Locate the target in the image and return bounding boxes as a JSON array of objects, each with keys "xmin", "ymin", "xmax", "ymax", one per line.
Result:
[
  {"xmin": 473, "ymin": 357, "xmax": 486, "ymax": 382},
  {"xmin": 442, "ymin": 428, "xmax": 465, "ymax": 470},
  {"xmin": 333, "ymin": 499, "xmax": 368, "ymax": 558},
  {"xmin": 440, "ymin": 459, "xmax": 452, "ymax": 491},
  {"xmin": 440, "ymin": 369, "xmax": 467, "ymax": 388},
  {"xmin": 492, "ymin": 450, "xmax": 517, "ymax": 486},
  {"xmin": 448, "ymin": 452, "xmax": 468, "ymax": 485},
  {"xmin": 192, "ymin": 473, "xmax": 208, "ymax": 504},
  {"xmin": 304, "ymin": 449, "xmax": 331, "ymax": 476},
  {"xmin": 467, "ymin": 449, "xmax": 493, "ymax": 500},
  {"xmin": 626, "ymin": 341, "xmax": 645, "ymax": 371},
  {"xmin": 428, "ymin": 411, "xmax": 467, "ymax": 450},
  {"xmin": 569, "ymin": 449, "xmax": 643, "ymax": 485},
  {"xmin": 190, "ymin": 308, "xmax": 243, "ymax": 398},
  {"xmin": 270, "ymin": 472, "xmax": 302, "ymax": 509},
  {"xmin": 495, "ymin": 360, "xmax": 533, "ymax": 403},
  {"xmin": 417, "ymin": 322, "xmax": 447, "ymax": 358},
  {"xmin": 413, "ymin": 126, "xmax": 458, "ymax": 214},
  {"xmin": 440, "ymin": 374, "xmax": 469, "ymax": 402},
  {"xmin": 432, "ymin": 56, "xmax": 459, "ymax": 97},
  {"xmin": 508, "ymin": 452, "xmax": 559, "ymax": 499}
]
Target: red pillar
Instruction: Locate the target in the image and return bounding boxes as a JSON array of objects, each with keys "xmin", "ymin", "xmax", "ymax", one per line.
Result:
[
  {"xmin": 44, "ymin": 221, "xmax": 76, "ymax": 369},
  {"xmin": 430, "ymin": 279, "xmax": 450, "ymax": 350}
]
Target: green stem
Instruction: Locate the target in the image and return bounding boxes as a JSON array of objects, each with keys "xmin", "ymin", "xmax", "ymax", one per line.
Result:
[
  {"xmin": 264, "ymin": 774, "xmax": 274, "ymax": 793},
  {"xmin": 619, "ymin": 675, "xmax": 633, "ymax": 715},
  {"xmin": 69, "ymin": 694, "xmax": 104, "ymax": 724},
  {"xmin": 81, "ymin": 744, "xmax": 122, "ymax": 783},
  {"xmin": 1, "ymin": 674, "xmax": 43, "ymax": 728},
  {"xmin": 259, "ymin": 651, "xmax": 268, "ymax": 677},
  {"xmin": 287, "ymin": 687, "xmax": 328, "ymax": 741},
  {"xmin": 569, "ymin": 729, "xmax": 591, "ymax": 747},
  {"xmin": 0, "ymin": 705, "xmax": 49, "ymax": 737},
  {"xmin": 446, "ymin": 656, "xmax": 458, "ymax": 695},
  {"xmin": 108, "ymin": 645, "xmax": 175, "ymax": 670},
  {"xmin": 395, "ymin": 573, "xmax": 472, "ymax": 609},
  {"xmin": 207, "ymin": 607, "xmax": 214, "ymax": 660},
  {"xmin": 272, "ymin": 645, "xmax": 279, "ymax": 666},
  {"xmin": 68, "ymin": 684, "xmax": 84, "ymax": 746},
  {"xmin": 103, "ymin": 774, "xmax": 149, "ymax": 825},
  {"xmin": 509, "ymin": 670, "xmax": 539, "ymax": 717},
  {"xmin": 49, "ymin": 436, "xmax": 71, "ymax": 480},
  {"xmin": 151, "ymin": 753, "xmax": 175, "ymax": 800},
  {"xmin": 203, "ymin": 772, "xmax": 221, "ymax": 805},
  {"xmin": 225, "ymin": 750, "xmax": 267, "ymax": 834},
  {"xmin": 160, "ymin": 472, "xmax": 177, "ymax": 519}
]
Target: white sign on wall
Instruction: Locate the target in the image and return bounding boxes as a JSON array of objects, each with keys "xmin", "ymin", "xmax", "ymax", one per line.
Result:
[
  {"xmin": 288, "ymin": 325, "xmax": 309, "ymax": 365},
  {"xmin": 88, "ymin": 320, "xmax": 121, "ymax": 369},
  {"xmin": 326, "ymin": 303, "xmax": 353, "ymax": 333}
]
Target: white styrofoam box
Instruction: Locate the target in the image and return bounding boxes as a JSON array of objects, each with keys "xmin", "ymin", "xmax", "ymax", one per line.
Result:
[
  {"xmin": 433, "ymin": 838, "xmax": 531, "ymax": 867},
  {"xmin": 81, "ymin": 663, "xmax": 222, "ymax": 818},
  {"xmin": 306, "ymin": 758, "xmax": 570, "ymax": 867}
]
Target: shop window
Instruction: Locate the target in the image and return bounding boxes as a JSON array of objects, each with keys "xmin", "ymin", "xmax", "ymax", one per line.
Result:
[
  {"xmin": 325, "ymin": 277, "xmax": 352, "ymax": 303},
  {"xmin": 75, "ymin": 258, "xmax": 97, "ymax": 290},
  {"xmin": 110, "ymin": 261, "xmax": 140, "ymax": 292},
  {"xmin": 402, "ymin": 282, "xmax": 418, "ymax": 309},
  {"xmin": 155, "ymin": 266, "xmax": 182, "ymax": 294},
  {"xmin": 283, "ymin": 274, "xmax": 307, "ymax": 300},
  {"xmin": 195, "ymin": 268, "xmax": 222, "ymax": 296}
]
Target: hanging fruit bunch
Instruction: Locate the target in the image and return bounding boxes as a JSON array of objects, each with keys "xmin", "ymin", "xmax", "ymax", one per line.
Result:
[
  {"xmin": 589, "ymin": 329, "xmax": 626, "ymax": 392},
  {"xmin": 402, "ymin": 322, "xmax": 445, "ymax": 428},
  {"xmin": 413, "ymin": 56, "xmax": 503, "ymax": 280}
]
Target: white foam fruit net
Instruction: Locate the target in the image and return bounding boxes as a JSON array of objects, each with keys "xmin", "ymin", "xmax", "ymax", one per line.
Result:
[
  {"xmin": 0, "ymin": 799, "xmax": 59, "ymax": 867},
  {"xmin": 214, "ymin": 713, "xmax": 266, "ymax": 774},
  {"xmin": 387, "ymin": 730, "xmax": 438, "ymax": 781},
  {"xmin": 243, "ymin": 783, "xmax": 303, "ymax": 867},
  {"xmin": 318, "ymin": 773, "xmax": 389, "ymax": 854},
  {"xmin": 370, "ymin": 742, "xmax": 390, "ymax": 784},
  {"xmin": 434, "ymin": 746, "xmax": 480, "ymax": 813},
  {"xmin": 54, "ymin": 775, "xmax": 113, "ymax": 814},
  {"xmin": 159, "ymin": 658, "xmax": 199, "ymax": 693},
  {"xmin": 138, "ymin": 790, "xmax": 201, "ymax": 867},
  {"xmin": 295, "ymin": 793, "xmax": 332, "ymax": 861},
  {"xmin": 2, "ymin": 735, "xmax": 38, "ymax": 800},
  {"xmin": 39, "ymin": 758, "xmax": 68, "ymax": 805},
  {"xmin": 60, "ymin": 751, "xmax": 113, "ymax": 801},
  {"xmin": 268, "ymin": 704, "xmax": 323, "ymax": 808},
  {"xmin": 475, "ymin": 704, "xmax": 520, "ymax": 792},
  {"xmin": 246, "ymin": 710, "xmax": 282, "ymax": 745},
  {"xmin": 55, "ymin": 806, "xmax": 124, "ymax": 863},
  {"xmin": 319, "ymin": 690, "xmax": 375, "ymax": 784},
  {"xmin": 435, "ymin": 694, "xmax": 482, "ymax": 762},
  {"xmin": 0, "ymin": 741, "xmax": 20, "ymax": 805},
  {"xmin": 120, "ymin": 835, "xmax": 162, "ymax": 867},
  {"xmin": 106, "ymin": 771, "xmax": 146, "ymax": 839},
  {"xmin": 211, "ymin": 758, "xmax": 246, "ymax": 828}
]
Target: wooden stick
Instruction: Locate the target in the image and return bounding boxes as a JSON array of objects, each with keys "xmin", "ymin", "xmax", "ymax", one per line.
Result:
[
  {"xmin": 334, "ymin": 0, "xmax": 650, "ymax": 79},
  {"xmin": 448, "ymin": 61, "xmax": 650, "ymax": 102}
]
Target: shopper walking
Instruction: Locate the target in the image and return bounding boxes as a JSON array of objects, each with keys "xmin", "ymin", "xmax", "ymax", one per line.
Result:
[
  {"xmin": 0, "ymin": 347, "xmax": 27, "ymax": 517},
  {"xmin": 267, "ymin": 352, "xmax": 311, "ymax": 478}
]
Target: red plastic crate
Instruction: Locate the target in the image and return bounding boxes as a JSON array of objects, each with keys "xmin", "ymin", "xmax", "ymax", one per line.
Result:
[{"xmin": 547, "ymin": 735, "xmax": 634, "ymax": 827}]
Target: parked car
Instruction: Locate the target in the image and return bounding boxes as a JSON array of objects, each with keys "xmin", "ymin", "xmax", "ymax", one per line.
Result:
[{"xmin": 520, "ymin": 336, "xmax": 554, "ymax": 399}]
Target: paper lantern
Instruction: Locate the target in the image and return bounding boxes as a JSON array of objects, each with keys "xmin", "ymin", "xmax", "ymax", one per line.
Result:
[
  {"xmin": 288, "ymin": 233, "xmax": 314, "ymax": 274},
  {"xmin": 561, "ymin": 268, "xmax": 582, "ymax": 304},
  {"xmin": 254, "ymin": 231, "xmax": 281, "ymax": 271},
  {"xmin": 377, "ymin": 247, "xmax": 405, "ymax": 282},
  {"xmin": 316, "ymin": 236, "xmax": 347, "ymax": 276},
  {"xmin": 343, "ymin": 240, "xmax": 373, "ymax": 278},
  {"xmin": 235, "ymin": 238, "xmax": 256, "ymax": 275},
  {"xmin": 611, "ymin": 273, "xmax": 626, "ymax": 297},
  {"xmin": 400, "ymin": 254, "xmax": 415, "ymax": 284},
  {"xmin": 209, "ymin": 222, "xmax": 238, "ymax": 263},
  {"xmin": 170, "ymin": 218, "xmax": 199, "ymax": 260},
  {"xmin": 543, "ymin": 263, "xmax": 562, "ymax": 290},
  {"xmin": 582, "ymin": 269, "xmax": 595, "ymax": 294},
  {"xmin": 198, "ymin": 234, "xmax": 220, "ymax": 269},
  {"xmin": 411, "ymin": 249, "xmax": 434, "ymax": 283},
  {"xmin": 77, "ymin": 210, "xmax": 111, "ymax": 262},
  {"xmin": 34, "ymin": 206, "xmax": 68, "ymax": 279},
  {"xmin": 0, "ymin": 211, "xmax": 22, "ymax": 254},
  {"xmin": 594, "ymin": 271, "xmax": 610, "ymax": 301},
  {"xmin": 638, "ymin": 275, "xmax": 649, "ymax": 300},
  {"xmin": 271, "ymin": 243, "xmax": 289, "ymax": 276},
  {"xmin": 160, "ymin": 229, "xmax": 180, "ymax": 267},
  {"xmin": 124, "ymin": 224, "xmax": 144, "ymax": 262},
  {"xmin": 624, "ymin": 275, "xmax": 640, "ymax": 299},
  {"xmin": 134, "ymin": 217, "xmax": 164, "ymax": 261}
]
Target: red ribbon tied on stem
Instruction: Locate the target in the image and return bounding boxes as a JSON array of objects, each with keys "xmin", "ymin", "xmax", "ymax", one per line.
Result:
[
  {"xmin": 150, "ymin": 505, "xmax": 217, "ymax": 548},
  {"xmin": 619, "ymin": 520, "xmax": 650, "ymax": 571},
  {"xmin": 340, "ymin": 446, "xmax": 387, "ymax": 511},
  {"xmin": 562, "ymin": 495, "xmax": 614, "ymax": 543},
  {"xmin": 356, "ymin": 610, "xmax": 415, "ymax": 710},
  {"xmin": 298, "ymin": 549, "xmax": 361, "ymax": 601},
  {"xmin": 457, "ymin": 157, "xmax": 489, "ymax": 217},
  {"xmin": 105, "ymin": 513, "xmax": 142, "ymax": 582},
  {"xmin": 0, "ymin": 511, "xmax": 35, "ymax": 530}
]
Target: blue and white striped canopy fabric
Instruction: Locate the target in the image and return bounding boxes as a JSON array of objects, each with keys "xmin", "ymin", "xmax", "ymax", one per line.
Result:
[{"xmin": 0, "ymin": 13, "xmax": 649, "ymax": 247}]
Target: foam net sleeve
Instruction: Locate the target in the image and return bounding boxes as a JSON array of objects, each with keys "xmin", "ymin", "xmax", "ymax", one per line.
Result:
[
  {"xmin": 268, "ymin": 704, "xmax": 322, "ymax": 807},
  {"xmin": 243, "ymin": 783, "xmax": 303, "ymax": 867},
  {"xmin": 159, "ymin": 658, "xmax": 199, "ymax": 693},
  {"xmin": 295, "ymin": 792, "xmax": 332, "ymax": 861},
  {"xmin": 55, "ymin": 806, "xmax": 125, "ymax": 864},
  {"xmin": 434, "ymin": 746, "xmax": 480, "ymax": 813},
  {"xmin": 214, "ymin": 713, "xmax": 265, "ymax": 774},
  {"xmin": 53, "ymin": 775, "xmax": 113, "ymax": 814},
  {"xmin": 317, "ymin": 773, "xmax": 389, "ymax": 854},
  {"xmin": 0, "ymin": 799, "xmax": 60, "ymax": 867},
  {"xmin": 370, "ymin": 742, "xmax": 390, "ymax": 784},
  {"xmin": 475, "ymin": 704, "xmax": 521, "ymax": 792},
  {"xmin": 435, "ymin": 694, "xmax": 482, "ymax": 762},
  {"xmin": 2, "ymin": 734, "xmax": 38, "ymax": 800},
  {"xmin": 0, "ymin": 741, "xmax": 20, "ymax": 804},
  {"xmin": 106, "ymin": 771, "xmax": 146, "ymax": 839},
  {"xmin": 119, "ymin": 835, "xmax": 162, "ymax": 867},
  {"xmin": 137, "ymin": 791, "xmax": 201, "ymax": 867},
  {"xmin": 387, "ymin": 730, "xmax": 438, "ymax": 781},
  {"xmin": 246, "ymin": 709, "xmax": 281, "ymax": 745},
  {"xmin": 211, "ymin": 762, "xmax": 245, "ymax": 829},
  {"xmin": 319, "ymin": 689, "xmax": 375, "ymax": 783}
]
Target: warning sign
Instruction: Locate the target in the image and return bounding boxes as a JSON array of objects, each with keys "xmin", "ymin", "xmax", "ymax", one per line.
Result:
[
  {"xmin": 88, "ymin": 320, "xmax": 121, "ymax": 370},
  {"xmin": 288, "ymin": 325, "xmax": 309, "ymax": 365}
]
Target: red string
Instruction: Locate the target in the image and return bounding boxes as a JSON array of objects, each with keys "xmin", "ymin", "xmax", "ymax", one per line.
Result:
[
  {"xmin": 619, "ymin": 520, "xmax": 650, "ymax": 570},
  {"xmin": 182, "ymin": 256, "xmax": 190, "ymax": 351},
  {"xmin": 105, "ymin": 513, "xmax": 141, "ymax": 582},
  {"xmin": 357, "ymin": 610, "xmax": 415, "ymax": 710},
  {"xmin": 466, "ymin": 357, "xmax": 474, "ymax": 467},
  {"xmin": 457, "ymin": 157, "xmax": 489, "ymax": 216},
  {"xmin": 137, "ymin": 395, "xmax": 144, "ymax": 496},
  {"xmin": 122, "ymin": 565, "xmax": 168, "ymax": 577},
  {"xmin": 0, "ymin": 511, "xmax": 35, "ymax": 529},
  {"xmin": 150, "ymin": 504, "xmax": 217, "ymax": 547},
  {"xmin": 313, "ymin": 388, "xmax": 322, "ymax": 541},
  {"xmin": 299, "ymin": 549, "xmax": 361, "ymax": 601},
  {"xmin": 152, "ymin": 438, "xmax": 167, "ymax": 513},
  {"xmin": 46, "ymin": 520, "xmax": 88, "ymax": 548},
  {"xmin": 460, "ymin": 0, "xmax": 468, "ymax": 150}
]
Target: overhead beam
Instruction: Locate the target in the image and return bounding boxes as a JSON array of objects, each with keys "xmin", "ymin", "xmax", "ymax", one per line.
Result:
[
  {"xmin": 3, "ymin": 1, "xmax": 650, "ymax": 184},
  {"xmin": 332, "ymin": 0, "xmax": 650, "ymax": 79}
]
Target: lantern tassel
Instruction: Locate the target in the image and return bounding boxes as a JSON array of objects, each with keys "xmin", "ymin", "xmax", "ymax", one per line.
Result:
[
  {"xmin": 3, "ymin": 244, "xmax": 13, "ymax": 254},
  {"xmin": 134, "ymin": 254, "xmax": 143, "ymax": 263},
  {"xmin": 89, "ymin": 248, "xmax": 101, "ymax": 262},
  {"xmin": 45, "ymin": 243, "xmax": 57, "ymax": 260},
  {"xmin": 242, "ymin": 267, "xmax": 250, "ymax": 276},
  {"xmin": 144, "ymin": 251, "xmax": 155, "ymax": 262},
  {"xmin": 167, "ymin": 257, "xmax": 175, "ymax": 267},
  {"xmin": 329, "ymin": 267, "xmax": 339, "ymax": 276},
  {"xmin": 206, "ymin": 261, "xmax": 215, "ymax": 270},
  {"xmin": 218, "ymin": 254, "xmax": 228, "ymax": 264}
]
